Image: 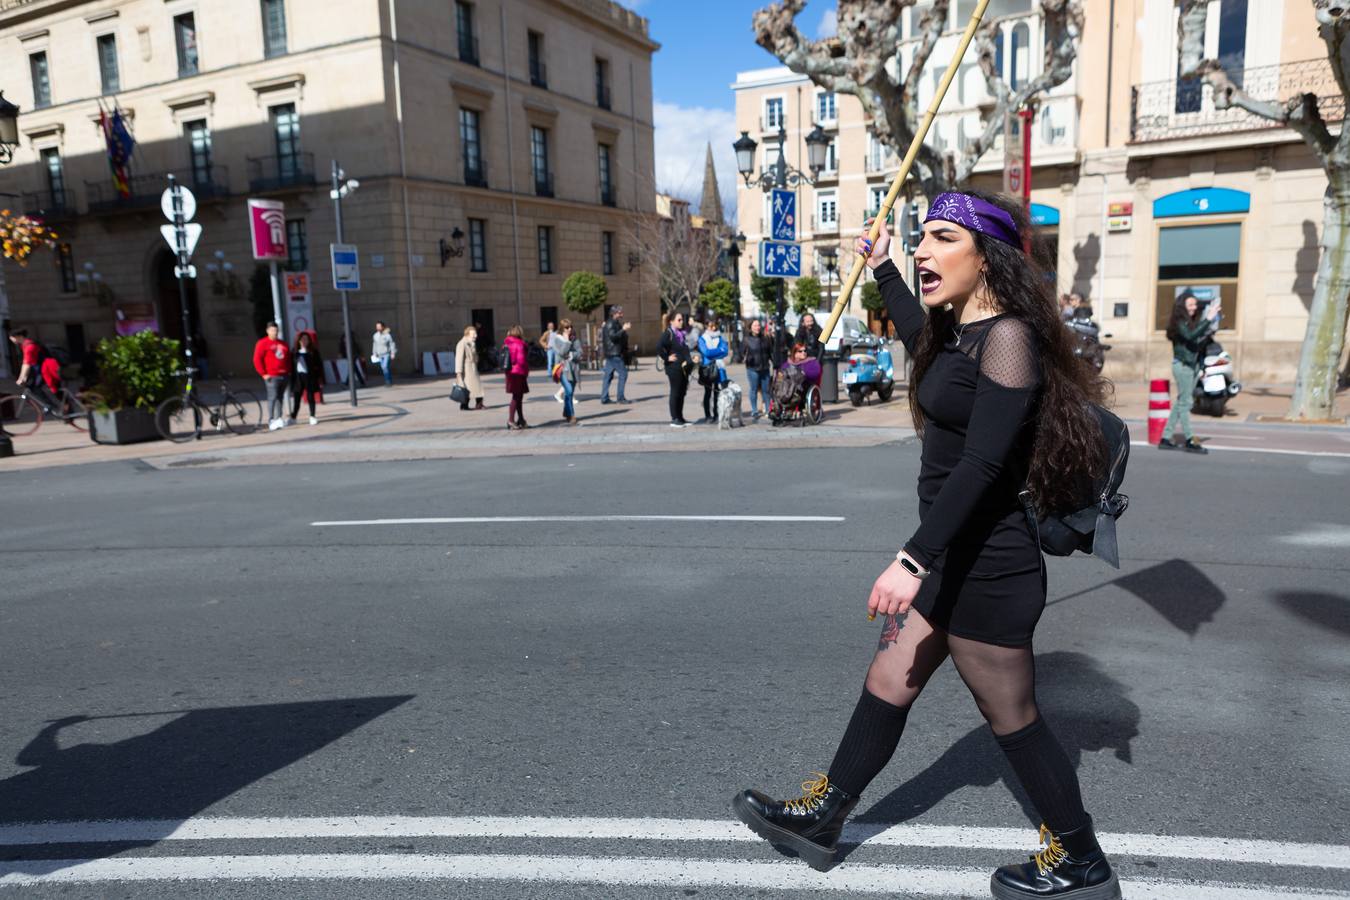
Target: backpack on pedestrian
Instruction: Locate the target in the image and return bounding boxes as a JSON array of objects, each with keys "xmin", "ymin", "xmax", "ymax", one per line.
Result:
[{"xmin": 496, "ymin": 344, "xmax": 511, "ymax": 373}]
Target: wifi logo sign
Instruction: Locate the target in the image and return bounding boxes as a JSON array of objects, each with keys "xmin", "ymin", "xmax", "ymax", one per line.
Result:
[{"xmin": 248, "ymin": 199, "xmax": 290, "ymax": 261}]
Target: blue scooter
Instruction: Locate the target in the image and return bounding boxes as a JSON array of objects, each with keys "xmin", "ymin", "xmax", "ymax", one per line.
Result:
[{"xmin": 843, "ymin": 343, "xmax": 896, "ymax": 406}]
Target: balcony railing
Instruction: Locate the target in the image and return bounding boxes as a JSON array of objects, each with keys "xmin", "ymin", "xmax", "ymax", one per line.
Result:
[
  {"xmin": 810, "ymin": 214, "xmax": 839, "ymax": 233},
  {"xmin": 1131, "ymin": 58, "xmax": 1343, "ymax": 143},
  {"xmin": 86, "ymin": 166, "xmax": 229, "ymax": 213},
  {"xmin": 459, "ymin": 35, "xmax": 480, "ymax": 66},
  {"xmin": 759, "ymin": 114, "xmax": 786, "ymax": 133},
  {"xmin": 22, "ymin": 187, "xmax": 76, "ymax": 222},
  {"xmin": 600, "ymin": 184, "xmax": 617, "ymax": 207},
  {"xmin": 464, "ymin": 159, "xmax": 488, "ymax": 188},
  {"xmin": 534, "ymin": 171, "xmax": 554, "ymax": 198},
  {"xmin": 530, "ymin": 60, "xmax": 548, "ymax": 89},
  {"xmin": 596, "ymin": 83, "xmax": 611, "ymax": 110},
  {"xmin": 247, "ymin": 152, "xmax": 316, "ymax": 192}
]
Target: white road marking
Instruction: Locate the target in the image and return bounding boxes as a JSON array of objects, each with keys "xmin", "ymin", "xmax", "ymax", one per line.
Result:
[
  {"xmin": 1129, "ymin": 440, "xmax": 1350, "ymax": 459},
  {"xmin": 2, "ymin": 817, "xmax": 1346, "ymax": 870},
  {"xmin": 1, "ymin": 853, "xmax": 1345, "ymax": 898},
  {"xmin": 1276, "ymin": 524, "xmax": 1350, "ymax": 548},
  {"xmin": 310, "ymin": 515, "xmax": 847, "ymax": 526}
]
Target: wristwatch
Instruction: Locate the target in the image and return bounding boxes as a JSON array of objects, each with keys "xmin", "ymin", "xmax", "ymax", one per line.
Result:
[{"xmin": 896, "ymin": 550, "xmax": 930, "ymax": 580}]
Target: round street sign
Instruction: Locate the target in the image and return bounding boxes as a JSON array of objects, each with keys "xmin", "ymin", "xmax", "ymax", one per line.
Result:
[{"xmin": 160, "ymin": 185, "xmax": 197, "ymax": 223}]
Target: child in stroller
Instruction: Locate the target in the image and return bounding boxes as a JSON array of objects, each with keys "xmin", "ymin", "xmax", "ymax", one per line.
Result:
[{"xmin": 768, "ymin": 343, "xmax": 825, "ymax": 426}]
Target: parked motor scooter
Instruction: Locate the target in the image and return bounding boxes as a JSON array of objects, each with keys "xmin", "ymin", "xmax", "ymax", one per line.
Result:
[
  {"xmin": 1065, "ymin": 308, "xmax": 1111, "ymax": 372},
  {"xmin": 1191, "ymin": 334, "xmax": 1241, "ymax": 417},
  {"xmin": 844, "ymin": 342, "xmax": 896, "ymax": 406}
]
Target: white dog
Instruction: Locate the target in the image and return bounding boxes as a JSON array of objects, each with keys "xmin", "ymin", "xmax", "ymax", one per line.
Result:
[{"xmin": 717, "ymin": 380, "xmax": 746, "ymax": 429}]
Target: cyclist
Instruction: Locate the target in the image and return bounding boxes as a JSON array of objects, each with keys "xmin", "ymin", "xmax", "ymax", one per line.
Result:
[{"xmin": 7, "ymin": 329, "xmax": 61, "ymax": 405}]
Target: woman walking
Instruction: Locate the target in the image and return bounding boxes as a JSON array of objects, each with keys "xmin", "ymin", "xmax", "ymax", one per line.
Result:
[
  {"xmin": 742, "ymin": 319, "xmax": 772, "ymax": 419},
  {"xmin": 502, "ymin": 325, "xmax": 530, "ymax": 430},
  {"xmin": 455, "ymin": 325, "xmax": 486, "ymax": 411},
  {"xmin": 1158, "ymin": 291, "xmax": 1217, "ymax": 454},
  {"xmin": 657, "ymin": 312, "xmax": 692, "ymax": 428},
  {"xmin": 549, "ymin": 319, "xmax": 582, "ymax": 425},
  {"xmin": 697, "ymin": 319, "xmax": 729, "ymax": 424},
  {"xmin": 288, "ymin": 330, "xmax": 324, "ymax": 426},
  {"xmin": 732, "ymin": 192, "xmax": 1121, "ymax": 900}
]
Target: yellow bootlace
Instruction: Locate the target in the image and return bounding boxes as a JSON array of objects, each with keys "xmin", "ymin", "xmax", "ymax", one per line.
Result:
[
  {"xmin": 782, "ymin": 773, "xmax": 831, "ymax": 814},
  {"xmin": 1033, "ymin": 824, "xmax": 1069, "ymax": 874}
]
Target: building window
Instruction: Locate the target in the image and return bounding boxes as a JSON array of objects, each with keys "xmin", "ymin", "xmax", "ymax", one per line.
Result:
[
  {"xmin": 539, "ymin": 305, "xmax": 557, "ymax": 335},
  {"xmin": 271, "ymin": 103, "xmax": 300, "ymax": 179},
  {"xmin": 261, "ymin": 0, "xmax": 288, "ymax": 58},
  {"xmin": 531, "ymin": 126, "xmax": 551, "ymax": 196},
  {"xmin": 41, "ymin": 148, "xmax": 65, "ymax": 203},
  {"xmin": 868, "ymin": 186, "xmax": 886, "ymax": 218},
  {"xmin": 816, "ymin": 91, "xmax": 836, "ymax": 123},
  {"xmin": 174, "ymin": 13, "xmax": 199, "ymax": 76},
  {"xmin": 598, "ymin": 144, "xmax": 614, "ymax": 205},
  {"xmin": 30, "ymin": 52, "xmax": 51, "ymax": 109},
  {"xmin": 764, "ymin": 97, "xmax": 784, "ymax": 130},
  {"xmin": 762, "ymin": 142, "xmax": 779, "ymax": 173},
  {"xmin": 528, "ymin": 30, "xmax": 546, "ymax": 87},
  {"xmin": 96, "ymin": 33, "xmax": 120, "ymax": 95},
  {"xmin": 469, "ymin": 218, "xmax": 487, "ymax": 272},
  {"xmin": 460, "ymin": 108, "xmax": 483, "ymax": 185},
  {"xmin": 1154, "ymin": 222, "xmax": 1241, "ymax": 330},
  {"xmin": 823, "ymin": 139, "xmax": 837, "ymax": 173},
  {"xmin": 595, "ymin": 58, "xmax": 611, "ymax": 109},
  {"xmin": 1009, "ymin": 22, "xmax": 1029, "ymax": 90},
  {"xmin": 1215, "ymin": 0, "xmax": 1247, "ymax": 88},
  {"xmin": 537, "ymin": 226, "xmax": 553, "ymax": 274},
  {"xmin": 816, "ymin": 191, "xmax": 838, "ymax": 230},
  {"xmin": 455, "ymin": 1, "xmax": 478, "ymax": 65},
  {"xmin": 601, "ymin": 231, "xmax": 614, "ymax": 276},
  {"xmin": 285, "ymin": 219, "xmax": 308, "ymax": 272},
  {"xmin": 57, "ymin": 242, "xmax": 76, "ymax": 294},
  {"xmin": 185, "ymin": 119, "xmax": 212, "ymax": 188}
]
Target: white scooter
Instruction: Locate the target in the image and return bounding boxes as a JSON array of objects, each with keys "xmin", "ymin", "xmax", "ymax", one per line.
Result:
[{"xmin": 1190, "ymin": 313, "xmax": 1241, "ymax": 417}]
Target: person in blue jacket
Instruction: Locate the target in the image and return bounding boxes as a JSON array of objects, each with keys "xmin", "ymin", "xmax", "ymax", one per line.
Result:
[{"xmin": 697, "ymin": 318, "xmax": 730, "ymax": 424}]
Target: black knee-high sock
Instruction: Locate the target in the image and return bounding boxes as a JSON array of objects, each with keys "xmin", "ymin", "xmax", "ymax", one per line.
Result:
[
  {"xmin": 826, "ymin": 689, "xmax": 910, "ymax": 797},
  {"xmin": 995, "ymin": 717, "xmax": 1088, "ymax": 834}
]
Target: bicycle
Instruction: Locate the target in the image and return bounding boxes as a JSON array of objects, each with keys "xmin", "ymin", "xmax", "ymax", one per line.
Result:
[
  {"xmin": 155, "ymin": 368, "xmax": 263, "ymax": 443},
  {"xmin": 0, "ymin": 383, "xmax": 90, "ymax": 436}
]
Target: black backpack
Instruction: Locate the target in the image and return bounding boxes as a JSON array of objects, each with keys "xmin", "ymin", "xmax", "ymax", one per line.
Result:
[
  {"xmin": 1020, "ymin": 405, "xmax": 1130, "ymax": 568},
  {"xmin": 495, "ymin": 344, "xmax": 511, "ymax": 372}
]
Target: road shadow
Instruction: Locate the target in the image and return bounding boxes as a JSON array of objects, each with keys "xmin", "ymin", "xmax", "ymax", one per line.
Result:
[
  {"xmin": 1111, "ymin": 559, "xmax": 1225, "ymax": 637},
  {"xmin": 1272, "ymin": 590, "xmax": 1350, "ymax": 639},
  {"xmin": 0, "ymin": 695, "xmax": 412, "ymax": 872}
]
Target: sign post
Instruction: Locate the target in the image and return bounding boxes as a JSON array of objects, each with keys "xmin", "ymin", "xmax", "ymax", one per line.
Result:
[
  {"xmin": 766, "ymin": 188, "xmax": 801, "ymax": 367},
  {"xmin": 161, "ymin": 175, "xmax": 200, "ymax": 374},
  {"xmin": 247, "ymin": 198, "xmax": 289, "ymax": 342}
]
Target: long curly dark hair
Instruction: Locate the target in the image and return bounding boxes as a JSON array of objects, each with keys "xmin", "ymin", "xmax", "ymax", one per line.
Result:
[{"xmin": 907, "ymin": 189, "xmax": 1111, "ymax": 513}]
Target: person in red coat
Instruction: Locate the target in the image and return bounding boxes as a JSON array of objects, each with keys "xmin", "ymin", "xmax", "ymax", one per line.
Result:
[
  {"xmin": 502, "ymin": 325, "xmax": 530, "ymax": 430},
  {"xmin": 252, "ymin": 321, "xmax": 291, "ymax": 430}
]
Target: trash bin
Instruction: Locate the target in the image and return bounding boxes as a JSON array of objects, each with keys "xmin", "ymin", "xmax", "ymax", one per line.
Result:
[{"xmin": 820, "ymin": 355, "xmax": 840, "ymax": 404}]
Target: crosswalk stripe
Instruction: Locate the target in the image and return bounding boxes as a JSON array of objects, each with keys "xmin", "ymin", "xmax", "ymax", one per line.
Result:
[
  {"xmin": 1, "ymin": 853, "xmax": 1345, "ymax": 898},
  {"xmin": 1, "ymin": 817, "xmax": 1345, "ymax": 870}
]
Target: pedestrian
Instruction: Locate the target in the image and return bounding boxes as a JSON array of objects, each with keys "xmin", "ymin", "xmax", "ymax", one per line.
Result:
[
  {"xmin": 696, "ymin": 318, "xmax": 729, "ymax": 424},
  {"xmin": 794, "ymin": 311, "xmax": 823, "ymax": 357},
  {"xmin": 371, "ymin": 321, "xmax": 397, "ymax": 386},
  {"xmin": 502, "ymin": 324, "xmax": 530, "ymax": 430},
  {"xmin": 742, "ymin": 319, "xmax": 772, "ymax": 419},
  {"xmin": 599, "ymin": 306, "xmax": 632, "ymax": 404},
  {"xmin": 1158, "ymin": 290, "xmax": 1218, "ymax": 454},
  {"xmin": 288, "ymin": 330, "xmax": 323, "ymax": 426},
  {"xmin": 549, "ymin": 318, "xmax": 582, "ymax": 425},
  {"xmin": 338, "ymin": 330, "xmax": 366, "ymax": 386},
  {"xmin": 657, "ymin": 311, "xmax": 692, "ymax": 428},
  {"xmin": 541, "ymin": 321, "xmax": 563, "ymax": 405},
  {"xmin": 252, "ymin": 320, "xmax": 291, "ymax": 430},
  {"xmin": 455, "ymin": 325, "xmax": 486, "ymax": 411},
  {"xmin": 733, "ymin": 192, "xmax": 1122, "ymax": 900}
]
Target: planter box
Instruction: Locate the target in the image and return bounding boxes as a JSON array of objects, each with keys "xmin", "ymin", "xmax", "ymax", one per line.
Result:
[{"xmin": 89, "ymin": 408, "xmax": 162, "ymax": 445}]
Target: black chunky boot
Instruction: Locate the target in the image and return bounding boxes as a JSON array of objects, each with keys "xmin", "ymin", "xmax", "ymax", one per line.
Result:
[
  {"xmin": 731, "ymin": 773, "xmax": 858, "ymax": 871},
  {"xmin": 991, "ymin": 819, "xmax": 1121, "ymax": 900}
]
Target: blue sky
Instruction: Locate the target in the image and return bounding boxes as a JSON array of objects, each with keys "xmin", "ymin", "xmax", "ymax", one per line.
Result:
[{"xmin": 632, "ymin": 0, "xmax": 839, "ymax": 222}]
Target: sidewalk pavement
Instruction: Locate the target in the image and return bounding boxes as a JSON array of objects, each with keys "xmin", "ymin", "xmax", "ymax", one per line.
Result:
[{"xmin": 2, "ymin": 363, "xmax": 1347, "ymax": 472}]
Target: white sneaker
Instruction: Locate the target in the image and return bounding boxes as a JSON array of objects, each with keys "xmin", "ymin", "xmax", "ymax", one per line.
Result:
[
  {"xmin": 268, "ymin": 419, "xmax": 282, "ymax": 431},
  {"xmin": 308, "ymin": 416, "xmax": 319, "ymax": 426},
  {"xmin": 555, "ymin": 389, "xmax": 564, "ymax": 404}
]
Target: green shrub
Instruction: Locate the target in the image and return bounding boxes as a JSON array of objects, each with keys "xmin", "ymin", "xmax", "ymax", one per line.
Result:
[
  {"xmin": 92, "ymin": 331, "xmax": 182, "ymax": 412},
  {"xmin": 860, "ymin": 281, "xmax": 884, "ymax": 314},
  {"xmin": 699, "ymin": 277, "xmax": 740, "ymax": 319},
  {"xmin": 791, "ymin": 276, "xmax": 822, "ymax": 315},
  {"xmin": 562, "ymin": 271, "xmax": 608, "ymax": 321}
]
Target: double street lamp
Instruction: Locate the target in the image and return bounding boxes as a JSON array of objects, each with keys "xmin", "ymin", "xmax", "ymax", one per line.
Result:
[{"xmin": 732, "ymin": 123, "xmax": 830, "ymax": 366}]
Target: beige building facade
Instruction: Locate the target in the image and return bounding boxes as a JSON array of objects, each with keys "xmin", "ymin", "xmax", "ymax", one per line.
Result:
[
  {"xmin": 0, "ymin": 0, "xmax": 658, "ymax": 376},
  {"xmin": 733, "ymin": 0, "xmax": 1331, "ymax": 383}
]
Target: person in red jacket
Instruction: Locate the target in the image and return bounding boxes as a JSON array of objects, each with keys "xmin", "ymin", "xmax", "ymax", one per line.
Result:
[
  {"xmin": 252, "ymin": 321, "xmax": 291, "ymax": 430},
  {"xmin": 502, "ymin": 324, "xmax": 530, "ymax": 430}
]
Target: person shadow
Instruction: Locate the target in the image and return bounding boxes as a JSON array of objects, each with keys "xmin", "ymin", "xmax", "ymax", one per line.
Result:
[
  {"xmin": 833, "ymin": 651, "xmax": 1139, "ymax": 863},
  {"xmin": 0, "ymin": 695, "xmax": 412, "ymax": 874}
]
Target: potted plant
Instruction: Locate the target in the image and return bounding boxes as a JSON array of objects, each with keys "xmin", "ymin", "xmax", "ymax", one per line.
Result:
[{"xmin": 87, "ymin": 331, "xmax": 181, "ymax": 444}]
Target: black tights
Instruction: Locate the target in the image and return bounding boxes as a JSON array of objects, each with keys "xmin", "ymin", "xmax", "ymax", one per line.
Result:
[
  {"xmin": 290, "ymin": 388, "xmax": 316, "ymax": 419},
  {"xmin": 826, "ymin": 607, "xmax": 1087, "ymax": 833}
]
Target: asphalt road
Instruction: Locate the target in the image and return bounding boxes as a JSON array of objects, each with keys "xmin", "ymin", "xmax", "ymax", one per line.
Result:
[{"xmin": 1, "ymin": 442, "xmax": 1347, "ymax": 898}]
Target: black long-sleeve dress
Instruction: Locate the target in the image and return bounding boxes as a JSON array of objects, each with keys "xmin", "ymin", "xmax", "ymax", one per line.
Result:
[{"xmin": 876, "ymin": 259, "xmax": 1046, "ymax": 647}]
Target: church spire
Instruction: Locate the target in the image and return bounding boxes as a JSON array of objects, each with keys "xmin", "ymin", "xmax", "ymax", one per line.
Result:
[{"xmin": 698, "ymin": 143, "xmax": 724, "ymax": 226}]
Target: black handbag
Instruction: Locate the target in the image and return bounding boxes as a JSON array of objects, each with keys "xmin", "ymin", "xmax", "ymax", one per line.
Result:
[{"xmin": 450, "ymin": 384, "xmax": 470, "ymax": 405}]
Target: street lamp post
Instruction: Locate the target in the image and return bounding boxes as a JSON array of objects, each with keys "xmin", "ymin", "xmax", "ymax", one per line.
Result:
[
  {"xmin": 726, "ymin": 231, "xmax": 744, "ymax": 352},
  {"xmin": 330, "ymin": 159, "xmax": 360, "ymax": 407},
  {"xmin": 733, "ymin": 125, "xmax": 828, "ymax": 366},
  {"xmin": 820, "ymin": 244, "xmax": 838, "ymax": 309},
  {"xmin": 0, "ymin": 97, "xmax": 21, "ymax": 458}
]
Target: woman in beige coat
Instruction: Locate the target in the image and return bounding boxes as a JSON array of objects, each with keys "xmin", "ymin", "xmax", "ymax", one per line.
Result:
[{"xmin": 454, "ymin": 326, "xmax": 485, "ymax": 410}]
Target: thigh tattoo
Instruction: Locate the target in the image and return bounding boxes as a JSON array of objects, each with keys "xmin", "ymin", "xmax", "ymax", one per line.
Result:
[{"xmin": 877, "ymin": 612, "xmax": 908, "ymax": 650}]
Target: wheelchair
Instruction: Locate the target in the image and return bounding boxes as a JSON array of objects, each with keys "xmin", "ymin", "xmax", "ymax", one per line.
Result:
[{"xmin": 767, "ymin": 368, "xmax": 824, "ymax": 427}]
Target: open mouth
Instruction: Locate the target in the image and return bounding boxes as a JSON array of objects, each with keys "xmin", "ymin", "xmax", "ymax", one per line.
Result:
[{"xmin": 918, "ymin": 268, "xmax": 943, "ymax": 295}]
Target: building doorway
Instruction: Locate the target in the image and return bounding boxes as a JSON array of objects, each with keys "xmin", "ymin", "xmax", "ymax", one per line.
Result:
[
  {"xmin": 471, "ymin": 307, "xmax": 495, "ymax": 355},
  {"xmin": 153, "ymin": 248, "xmax": 201, "ymax": 347}
]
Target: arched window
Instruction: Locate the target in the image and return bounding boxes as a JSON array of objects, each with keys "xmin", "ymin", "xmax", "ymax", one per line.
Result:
[{"xmin": 1010, "ymin": 22, "xmax": 1030, "ymax": 90}]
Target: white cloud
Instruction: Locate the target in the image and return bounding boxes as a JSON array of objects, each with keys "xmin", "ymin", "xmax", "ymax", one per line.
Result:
[
  {"xmin": 652, "ymin": 100, "xmax": 741, "ymax": 226},
  {"xmin": 816, "ymin": 4, "xmax": 838, "ymax": 38}
]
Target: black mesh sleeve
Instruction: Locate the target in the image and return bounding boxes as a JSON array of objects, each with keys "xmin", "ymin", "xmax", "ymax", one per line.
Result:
[
  {"xmin": 874, "ymin": 259, "xmax": 926, "ymax": 356},
  {"xmin": 903, "ymin": 318, "xmax": 1041, "ymax": 569}
]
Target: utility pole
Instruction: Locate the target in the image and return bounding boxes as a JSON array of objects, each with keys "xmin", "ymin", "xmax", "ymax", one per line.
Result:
[{"xmin": 331, "ymin": 160, "xmax": 359, "ymax": 407}]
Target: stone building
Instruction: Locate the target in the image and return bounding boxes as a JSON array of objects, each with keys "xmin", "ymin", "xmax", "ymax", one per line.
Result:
[
  {"xmin": 733, "ymin": 0, "xmax": 1331, "ymax": 383},
  {"xmin": 0, "ymin": 0, "xmax": 658, "ymax": 377}
]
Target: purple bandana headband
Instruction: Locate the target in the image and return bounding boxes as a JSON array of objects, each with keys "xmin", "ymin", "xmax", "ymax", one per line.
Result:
[{"xmin": 924, "ymin": 193, "xmax": 1023, "ymax": 250}]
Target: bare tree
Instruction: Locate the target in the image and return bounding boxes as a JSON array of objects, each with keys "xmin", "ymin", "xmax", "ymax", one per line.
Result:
[
  {"xmin": 1179, "ymin": 0, "xmax": 1347, "ymax": 420},
  {"xmin": 753, "ymin": 0, "xmax": 1084, "ymax": 197},
  {"xmin": 630, "ymin": 196, "xmax": 724, "ymax": 316}
]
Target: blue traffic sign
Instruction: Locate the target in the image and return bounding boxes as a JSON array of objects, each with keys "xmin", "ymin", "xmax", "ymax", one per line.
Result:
[
  {"xmin": 330, "ymin": 243, "xmax": 361, "ymax": 291},
  {"xmin": 760, "ymin": 240, "xmax": 801, "ymax": 278},
  {"xmin": 771, "ymin": 188, "xmax": 796, "ymax": 241}
]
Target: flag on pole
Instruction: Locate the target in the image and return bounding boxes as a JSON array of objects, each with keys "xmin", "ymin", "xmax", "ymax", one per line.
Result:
[{"xmin": 98, "ymin": 101, "xmax": 135, "ymax": 199}]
